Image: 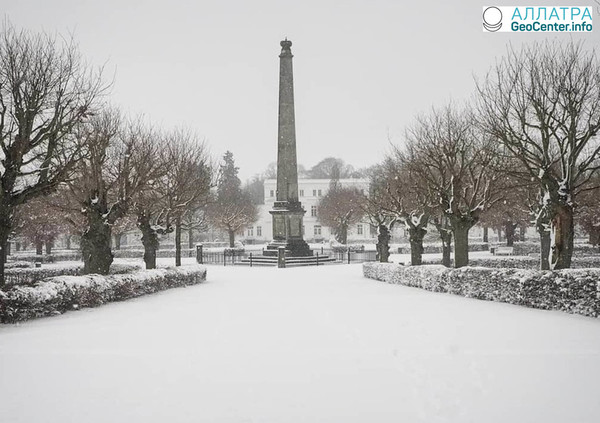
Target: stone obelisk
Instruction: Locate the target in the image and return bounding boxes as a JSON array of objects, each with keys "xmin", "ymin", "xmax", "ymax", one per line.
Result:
[{"xmin": 266, "ymin": 39, "xmax": 312, "ymax": 257}]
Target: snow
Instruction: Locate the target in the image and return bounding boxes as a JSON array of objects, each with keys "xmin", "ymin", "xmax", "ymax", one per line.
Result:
[{"xmin": 2, "ymin": 262, "xmax": 600, "ymax": 422}]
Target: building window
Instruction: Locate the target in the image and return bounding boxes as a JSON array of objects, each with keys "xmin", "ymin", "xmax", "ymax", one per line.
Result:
[
  {"xmin": 311, "ymin": 206, "xmax": 317, "ymax": 217},
  {"xmin": 357, "ymin": 224, "xmax": 363, "ymax": 235},
  {"xmin": 270, "ymin": 190, "xmax": 274, "ymax": 197},
  {"xmin": 314, "ymin": 225, "xmax": 322, "ymax": 236},
  {"xmin": 318, "ymin": 189, "xmax": 322, "ymax": 196},
  {"xmin": 257, "ymin": 226, "xmax": 262, "ymax": 237},
  {"xmin": 299, "ymin": 189, "xmax": 304, "ymax": 197},
  {"xmin": 313, "ymin": 189, "xmax": 317, "ymax": 196},
  {"xmin": 247, "ymin": 227, "xmax": 254, "ymax": 236}
]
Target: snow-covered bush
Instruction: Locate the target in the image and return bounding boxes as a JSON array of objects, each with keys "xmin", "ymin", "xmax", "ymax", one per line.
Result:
[
  {"xmin": 0, "ymin": 265, "xmax": 207, "ymax": 323},
  {"xmin": 363, "ymin": 263, "xmax": 600, "ymax": 318},
  {"xmin": 513, "ymin": 242, "xmax": 599, "ymax": 256},
  {"xmin": 331, "ymin": 244, "xmax": 364, "ymax": 253},
  {"xmin": 114, "ymin": 248, "xmax": 196, "ymax": 259},
  {"xmin": 4, "ymin": 263, "xmax": 141, "ymax": 287},
  {"xmin": 8, "ymin": 251, "xmax": 82, "ymax": 263},
  {"xmin": 4, "ymin": 261, "xmax": 33, "ymax": 269},
  {"xmin": 397, "ymin": 242, "xmax": 489, "ymax": 254},
  {"xmin": 419, "ymin": 256, "xmax": 600, "ymax": 269}
]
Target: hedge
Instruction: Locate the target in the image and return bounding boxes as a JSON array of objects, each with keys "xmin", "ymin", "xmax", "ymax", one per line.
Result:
[
  {"xmin": 0, "ymin": 265, "xmax": 207, "ymax": 323},
  {"xmin": 417, "ymin": 256, "xmax": 600, "ymax": 270},
  {"xmin": 4, "ymin": 263, "xmax": 140, "ymax": 287},
  {"xmin": 363, "ymin": 262, "xmax": 600, "ymax": 318},
  {"xmin": 8, "ymin": 251, "xmax": 82, "ymax": 263},
  {"xmin": 397, "ymin": 242, "xmax": 489, "ymax": 254},
  {"xmin": 513, "ymin": 242, "xmax": 599, "ymax": 256}
]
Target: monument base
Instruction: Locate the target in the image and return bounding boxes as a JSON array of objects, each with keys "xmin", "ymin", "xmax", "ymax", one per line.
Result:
[
  {"xmin": 264, "ymin": 238, "xmax": 313, "ymax": 257},
  {"xmin": 266, "ymin": 201, "xmax": 313, "ymax": 257}
]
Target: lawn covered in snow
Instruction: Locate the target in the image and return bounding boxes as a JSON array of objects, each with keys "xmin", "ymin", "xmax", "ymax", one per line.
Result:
[{"xmin": 1, "ymin": 261, "xmax": 600, "ymax": 422}]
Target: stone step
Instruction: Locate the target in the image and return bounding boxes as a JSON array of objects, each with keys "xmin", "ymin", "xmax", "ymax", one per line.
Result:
[{"xmin": 237, "ymin": 255, "xmax": 337, "ymax": 267}]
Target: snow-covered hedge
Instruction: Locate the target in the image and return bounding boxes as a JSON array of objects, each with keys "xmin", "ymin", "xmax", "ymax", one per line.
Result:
[
  {"xmin": 418, "ymin": 256, "xmax": 600, "ymax": 269},
  {"xmin": 8, "ymin": 251, "xmax": 82, "ymax": 263},
  {"xmin": 114, "ymin": 248, "xmax": 196, "ymax": 258},
  {"xmin": 5, "ymin": 261, "xmax": 33, "ymax": 269},
  {"xmin": 513, "ymin": 242, "xmax": 599, "ymax": 256},
  {"xmin": 0, "ymin": 265, "xmax": 207, "ymax": 323},
  {"xmin": 4, "ymin": 263, "xmax": 141, "ymax": 287},
  {"xmin": 363, "ymin": 263, "xmax": 600, "ymax": 318},
  {"xmin": 397, "ymin": 242, "xmax": 489, "ymax": 254}
]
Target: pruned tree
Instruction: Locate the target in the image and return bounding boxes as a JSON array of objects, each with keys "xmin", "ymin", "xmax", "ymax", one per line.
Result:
[
  {"xmin": 13, "ymin": 194, "xmax": 67, "ymax": 255},
  {"xmin": 308, "ymin": 157, "xmax": 355, "ymax": 179},
  {"xmin": 0, "ymin": 24, "xmax": 106, "ymax": 286},
  {"xmin": 162, "ymin": 129, "xmax": 212, "ymax": 266},
  {"xmin": 317, "ymin": 184, "xmax": 365, "ymax": 245},
  {"xmin": 206, "ymin": 151, "xmax": 257, "ymax": 247},
  {"xmin": 403, "ymin": 104, "xmax": 503, "ymax": 268},
  {"xmin": 360, "ymin": 164, "xmax": 395, "ymax": 262},
  {"xmin": 380, "ymin": 156, "xmax": 432, "ymax": 266},
  {"xmin": 477, "ymin": 40, "xmax": 600, "ymax": 269},
  {"xmin": 69, "ymin": 111, "xmax": 165, "ymax": 274}
]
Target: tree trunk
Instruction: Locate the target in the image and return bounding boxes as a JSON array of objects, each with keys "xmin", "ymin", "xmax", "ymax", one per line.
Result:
[
  {"xmin": 81, "ymin": 211, "xmax": 113, "ymax": 274},
  {"xmin": 338, "ymin": 225, "xmax": 348, "ymax": 245},
  {"xmin": 175, "ymin": 218, "xmax": 182, "ymax": 267},
  {"xmin": 504, "ymin": 221, "xmax": 516, "ymax": 247},
  {"xmin": 376, "ymin": 224, "xmax": 390, "ymax": 263},
  {"xmin": 540, "ymin": 228, "xmax": 551, "ymax": 270},
  {"xmin": 482, "ymin": 226, "xmax": 488, "ymax": 243},
  {"xmin": 228, "ymin": 229, "xmax": 235, "ymax": 248},
  {"xmin": 138, "ymin": 213, "xmax": 159, "ymax": 270},
  {"xmin": 550, "ymin": 203, "xmax": 574, "ymax": 270},
  {"xmin": 496, "ymin": 226, "xmax": 502, "ymax": 242},
  {"xmin": 114, "ymin": 234, "xmax": 121, "ymax": 250},
  {"xmin": 36, "ymin": 241, "xmax": 43, "ymax": 256},
  {"xmin": 441, "ymin": 231, "xmax": 452, "ymax": 267},
  {"xmin": 453, "ymin": 223, "xmax": 471, "ymax": 268},
  {"xmin": 65, "ymin": 235, "xmax": 71, "ymax": 250},
  {"xmin": 45, "ymin": 241, "xmax": 53, "ymax": 255},
  {"xmin": 16, "ymin": 242, "xmax": 21, "ymax": 252},
  {"xmin": 188, "ymin": 227, "xmax": 194, "ymax": 249},
  {"xmin": 0, "ymin": 240, "xmax": 6, "ymax": 289},
  {"xmin": 0, "ymin": 210, "xmax": 12, "ymax": 287},
  {"xmin": 408, "ymin": 226, "xmax": 426, "ymax": 266},
  {"xmin": 519, "ymin": 225, "xmax": 526, "ymax": 242}
]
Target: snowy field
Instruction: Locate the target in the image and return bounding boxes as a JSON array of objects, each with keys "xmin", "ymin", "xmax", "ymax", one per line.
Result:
[{"xmin": 2, "ymin": 261, "xmax": 600, "ymax": 422}]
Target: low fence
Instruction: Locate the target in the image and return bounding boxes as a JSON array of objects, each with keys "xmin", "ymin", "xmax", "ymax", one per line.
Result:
[{"xmin": 195, "ymin": 247, "xmax": 378, "ymax": 266}]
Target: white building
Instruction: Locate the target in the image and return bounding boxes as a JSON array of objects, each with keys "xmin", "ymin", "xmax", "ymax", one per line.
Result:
[{"xmin": 241, "ymin": 178, "xmax": 373, "ymax": 244}]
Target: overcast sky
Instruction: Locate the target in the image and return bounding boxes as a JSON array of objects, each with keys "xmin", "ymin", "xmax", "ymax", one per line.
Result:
[{"xmin": 3, "ymin": 0, "xmax": 599, "ymax": 181}]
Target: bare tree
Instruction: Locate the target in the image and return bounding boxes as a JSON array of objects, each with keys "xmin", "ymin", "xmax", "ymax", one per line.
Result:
[
  {"xmin": 69, "ymin": 111, "xmax": 164, "ymax": 273},
  {"xmin": 477, "ymin": 40, "xmax": 600, "ymax": 269},
  {"xmin": 13, "ymin": 194, "xmax": 68, "ymax": 255},
  {"xmin": 317, "ymin": 184, "xmax": 365, "ymax": 245},
  {"xmin": 403, "ymin": 104, "xmax": 503, "ymax": 268},
  {"xmin": 0, "ymin": 24, "xmax": 106, "ymax": 285},
  {"xmin": 360, "ymin": 164, "xmax": 395, "ymax": 262},
  {"xmin": 162, "ymin": 129, "xmax": 212, "ymax": 266}
]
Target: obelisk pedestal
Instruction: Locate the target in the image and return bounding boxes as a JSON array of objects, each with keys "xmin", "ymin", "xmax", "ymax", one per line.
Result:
[{"xmin": 265, "ymin": 39, "xmax": 312, "ymax": 257}]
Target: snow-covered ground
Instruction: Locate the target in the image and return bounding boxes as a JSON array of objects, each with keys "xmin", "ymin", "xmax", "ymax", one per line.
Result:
[{"xmin": 1, "ymin": 262, "xmax": 600, "ymax": 422}]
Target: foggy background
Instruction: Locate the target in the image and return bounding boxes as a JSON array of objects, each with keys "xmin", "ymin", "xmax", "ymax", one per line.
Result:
[{"xmin": 4, "ymin": 0, "xmax": 599, "ymax": 180}]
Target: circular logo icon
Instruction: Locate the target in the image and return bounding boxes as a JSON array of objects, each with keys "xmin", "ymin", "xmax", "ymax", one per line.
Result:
[{"xmin": 483, "ymin": 6, "xmax": 502, "ymax": 32}]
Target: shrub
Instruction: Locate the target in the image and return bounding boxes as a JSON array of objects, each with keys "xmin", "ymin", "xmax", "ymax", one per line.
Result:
[
  {"xmin": 363, "ymin": 262, "xmax": 600, "ymax": 318},
  {"xmin": 8, "ymin": 251, "xmax": 82, "ymax": 263},
  {"xmin": 397, "ymin": 242, "xmax": 489, "ymax": 254},
  {"xmin": 0, "ymin": 265, "xmax": 207, "ymax": 323},
  {"xmin": 4, "ymin": 263, "xmax": 141, "ymax": 287}
]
